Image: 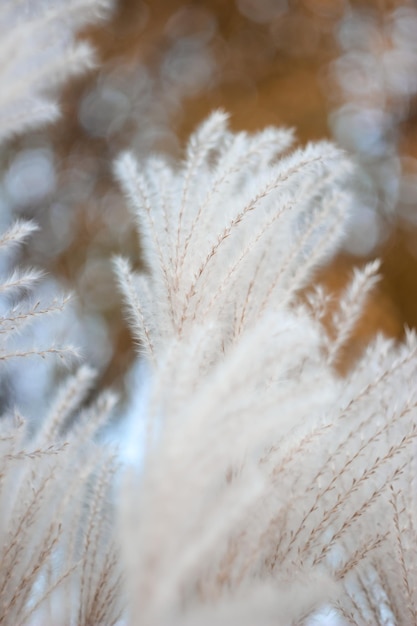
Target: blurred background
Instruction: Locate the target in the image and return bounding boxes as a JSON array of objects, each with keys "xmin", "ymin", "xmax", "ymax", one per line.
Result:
[{"xmin": 3, "ymin": 0, "xmax": 417, "ymax": 415}]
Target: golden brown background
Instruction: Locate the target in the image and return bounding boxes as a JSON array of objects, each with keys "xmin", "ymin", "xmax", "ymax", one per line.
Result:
[{"xmin": 12, "ymin": 0, "xmax": 417, "ymax": 391}]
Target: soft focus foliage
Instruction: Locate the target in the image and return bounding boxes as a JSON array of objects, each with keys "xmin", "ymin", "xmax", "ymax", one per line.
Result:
[
  {"xmin": 0, "ymin": 0, "xmax": 111, "ymax": 142},
  {"xmin": 2, "ymin": 1, "xmax": 417, "ymax": 626},
  {"xmin": 0, "ymin": 2, "xmax": 122, "ymax": 625},
  {"xmin": 7, "ymin": 0, "xmax": 417, "ymax": 389},
  {"xmin": 0, "ymin": 219, "xmax": 122, "ymax": 626},
  {"xmin": 115, "ymin": 114, "xmax": 417, "ymax": 625}
]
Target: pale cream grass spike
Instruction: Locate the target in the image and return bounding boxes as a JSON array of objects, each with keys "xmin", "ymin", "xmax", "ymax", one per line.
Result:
[
  {"xmin": 0, "ymin": 412, "xmax": 122, "ymax": 626},
  {"xmin": 0, "ymin": 0, "xmax": 416, "ymax": 621},
  {"xmin": 0, "ymin": 220, "xmax": 79, "ymax": 366},
  {"xmin": 0, "ymin": 1, "xmax": 121, "ymax": 624},
  {"xmin": 114, "ymin": 111, "xmax": 353, "ymax": 357},
  {"xmin": 115, "ymin": 113, "xmax": 417, "ymax": 625},
  {"xmin": 0, "ymin": 0, "xmax": 112, "ymax": 141},
  {"xmin": 0, "ymin": 221, "xmax": 121, "ymax": 625}
]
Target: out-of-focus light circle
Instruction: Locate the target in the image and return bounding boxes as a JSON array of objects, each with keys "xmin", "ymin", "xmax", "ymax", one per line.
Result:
[
  {"xmin": 48, "ymin": 202, "xmax": 75, "ymax": 255},
  {"xmin": 332, "ymin": 52, "xmax": 382, "ymax": 99},
  {"xmin": 0, "ymin": 189, "xmax": 11, "ymax": 231},
  {"xmin": 390, "ymin": 7, "xmax": 417, "ymax": 52},
  {"xmin": 4, "ymin": 148, "xmax": 55, "ymax": 208},
  {"xmin": 165, "ymin": 6, "xmax": 217, "ymax": 46},
  {"xmin": 344, "ymin": 205, "xmax": 381, "ymax": 257},
  {"xmin": 79, "ymin": 85, "xmax": 131, "ymax": 138},
  {"xmin": 374, "ymin": 157, "xmax": 401, "ymax": 215},
  {"xmin": 236, "ymin": 0, "xmax": 288, "ymax": 24},
  {"xmin": 398, "ymin": 157, "xmax": 417, "ymax": 223},
  {"xmin": 382, "ymin": 49, "xmax": 417, "ymax": 98},
  {"xmin": 337, "ymin": 13, "xmax": 380, "ymax": 53},
  {"xmin": 78, "ymin": 314, "xmax": 113, "ymax": 369},
  {"xmin": 161, "ymin": 41, "xmax": 215, "ymax": 96},
  {"xmin": 330, "ymin": 105, "xmax": 391, "ymax": 157}
]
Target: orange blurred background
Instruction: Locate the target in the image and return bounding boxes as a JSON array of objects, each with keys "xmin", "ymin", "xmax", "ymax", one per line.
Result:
[{"xmin": 8, "ymin": 0, "xmax": 417, "ymax": 394}]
